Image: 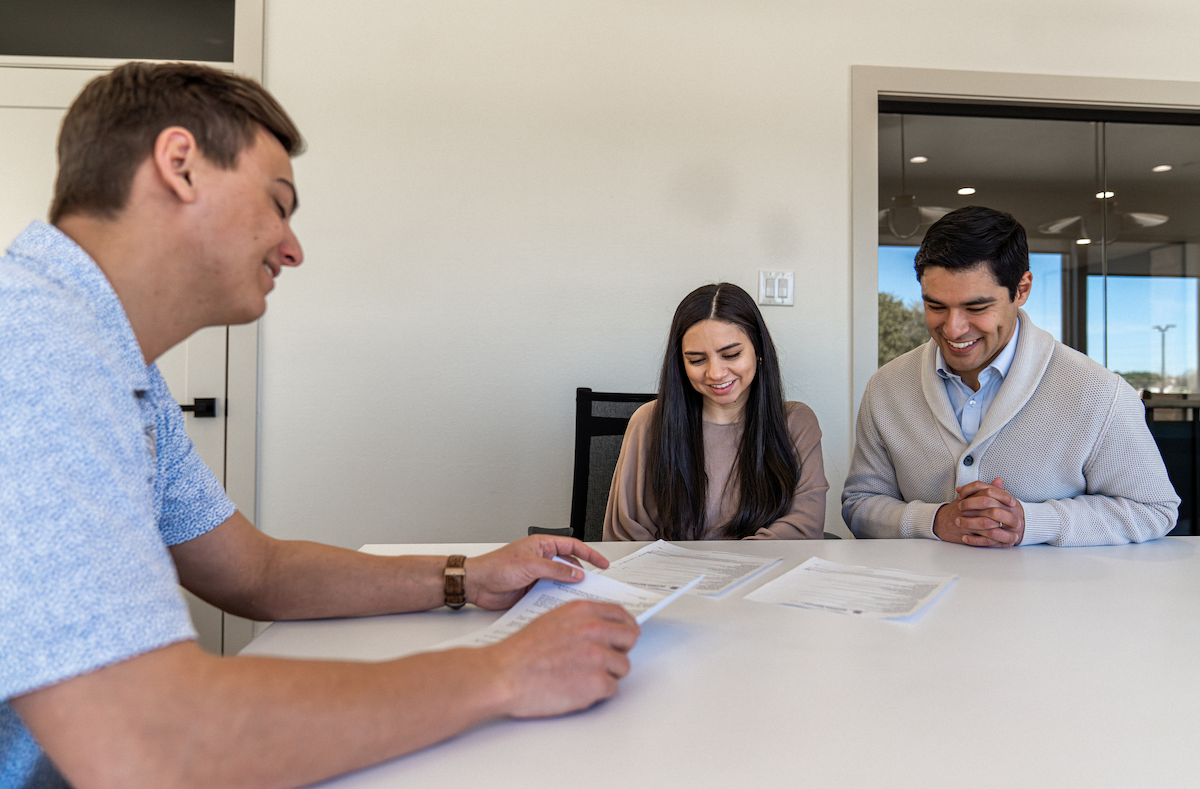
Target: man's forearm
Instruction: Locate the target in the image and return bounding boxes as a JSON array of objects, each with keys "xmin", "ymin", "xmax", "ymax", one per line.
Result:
[
  {"xmin": 248, "ymin": 540, "xmax": 447, "ymax": 620},
  {"xmin": 843, "ymin": 490, "xmax": 942, "ymax": 540},
  {"xmin": 15, "ymin": 640, "xmax": 510, "ymax": 789},
  {"xmin": 16, "ymin": 600, "xmax": 637, "ymax": 789},
  {"xmin": 172, "ymin": 512, "xmax": 449, "ymax": 621},
  {"xmin": 173, "ymin": 515, "xmax": 608, "ymax": 621},
  {"xmin": 1020, "ymin": 495, "xmax": 1176, "ymax": 546}
]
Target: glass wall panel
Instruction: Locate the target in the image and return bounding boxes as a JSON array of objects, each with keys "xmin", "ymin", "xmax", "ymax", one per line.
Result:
[
  {"xmin": 878, "ymin": 111, "xmax": 1200, "ymax": 390},
  {"xmin": 878, "ymin": 112, "xmax": 1090, "ymax": 361},
  {"xmin": 1088, "ymin": 274, "xmax": 1198, "ymax": 391},
  {"xmin": 1102, "ymin": 122, "xmax": 1200, "ymax": 394}
]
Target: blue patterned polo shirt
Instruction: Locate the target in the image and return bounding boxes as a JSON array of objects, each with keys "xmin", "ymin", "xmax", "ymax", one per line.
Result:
[{"xmin": 0, "ymin": 222, "xmax": 236, "ymax": 788}]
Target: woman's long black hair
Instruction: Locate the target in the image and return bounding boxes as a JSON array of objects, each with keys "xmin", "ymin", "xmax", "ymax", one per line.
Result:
[{"xmin": 646, "ymin": 283, "xmax": 800, "ymax": 540}]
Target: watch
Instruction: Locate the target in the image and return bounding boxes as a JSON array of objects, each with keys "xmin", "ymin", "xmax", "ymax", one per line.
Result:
[{"xmin": 444, "ymin": 555, "xmax": 467, "ymax": 609}]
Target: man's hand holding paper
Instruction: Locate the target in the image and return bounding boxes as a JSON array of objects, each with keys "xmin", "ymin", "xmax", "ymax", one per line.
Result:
[
  {"xmin": 488, "ymin": 600, "xmax": 641, "ymax": 718},
  {"xmin": 464, "ymin": 535, "xmax": 611, "ymax": 609},
  {"xmin": 434, "ymin": 558, "xmax": 701, "ymax": 651}
]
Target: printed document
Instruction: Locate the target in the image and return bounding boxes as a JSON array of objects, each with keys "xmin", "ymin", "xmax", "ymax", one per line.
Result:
[
  {"xmin": 431, "ymin": 559, "xmax": 703, "ymax": 650},
  {"xmin": 744, "ymin": 557, "xmax": 955, "ymax": 619},
  {"xmin": 601, "ymin": 540, "xmax": 781, "ymax": 596}
]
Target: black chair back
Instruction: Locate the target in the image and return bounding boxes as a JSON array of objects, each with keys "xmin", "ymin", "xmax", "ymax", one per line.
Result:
[
  {"xmin": 569, "ymin": 387, "xmax": 656, "ymax": 541},
  {"xmin": 1144, "ymin": 393, "xmax": 1200, "ymax": 535}
]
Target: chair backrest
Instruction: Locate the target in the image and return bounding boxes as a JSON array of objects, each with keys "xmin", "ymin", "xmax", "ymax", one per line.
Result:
[{"xmin": 571, "ymin": 387, "xmax": 657, "ymax": 541}]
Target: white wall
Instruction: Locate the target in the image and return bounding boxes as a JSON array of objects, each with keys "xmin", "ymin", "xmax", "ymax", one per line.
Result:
[{"xmin": 257, "ymin": 0, "xmax": 1200, "ymax": 548}]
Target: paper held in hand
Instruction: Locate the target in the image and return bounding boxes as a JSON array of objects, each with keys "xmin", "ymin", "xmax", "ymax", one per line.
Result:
[
  {"xmin": 744, "ymin": 557, "xmax": 955, "ymax": 619},
  {"xmin": 600, "ymin": 539, "xmax": 781, "ymax": 596},
  {"xmin": 430, "ymin": 558, "xmax": 703, "ymax": 650}
]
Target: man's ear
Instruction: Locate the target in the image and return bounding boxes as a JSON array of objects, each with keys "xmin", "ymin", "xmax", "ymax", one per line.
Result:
[
  {"xmin": 152, "ymin": 126, "xmax": 200, "ymax": 204},
  {"xmin": 1013, "ymin": 270, "xmax": 1033, "ymax": 307}
]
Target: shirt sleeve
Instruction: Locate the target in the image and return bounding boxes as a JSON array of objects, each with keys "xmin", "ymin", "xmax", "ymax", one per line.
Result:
[
  {"xmin": 841, "ymin": 379, "xmax": 943, "ymax": 540},
  {"xmin": 145, "ymin": 366, "xmax": 236, "ymax": 546},
  {"xmin": 753, "ymin": 402, "xmax": 828, "ymax": 540},
  {"xmin": 1019, "ymin": 380, "xmax": 1178, "ymax": 546},
  {"xmin": 603, "ymin": 403, "xmax": 660, "ymax": 541},
  {"xmin": 0, "ymin": 320, "xmax": 195, "ymax": 702}
]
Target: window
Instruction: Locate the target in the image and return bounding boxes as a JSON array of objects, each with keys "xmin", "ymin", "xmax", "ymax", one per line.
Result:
[
  {"xmin": 0, "ymin": 0, "xmax": 236, "ymax": 63},
  {"xmin": 877, "ymin": 105, "xmax": 1200, "ymax": 396}
]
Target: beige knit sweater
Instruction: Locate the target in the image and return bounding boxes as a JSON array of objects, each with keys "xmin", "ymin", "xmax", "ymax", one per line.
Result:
[
  {"xmin": 603, "ymin": 400, "xmax": 828, "ymax": 540},
  {"xmin": 842, "ymin": 311, "xmax": 1179, "ymax": 546}
]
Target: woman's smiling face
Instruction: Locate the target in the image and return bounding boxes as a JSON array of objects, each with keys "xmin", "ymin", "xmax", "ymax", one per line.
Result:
[{"xmin": 681, "ymin": 319, "xmax": 757, "ymax": 422}]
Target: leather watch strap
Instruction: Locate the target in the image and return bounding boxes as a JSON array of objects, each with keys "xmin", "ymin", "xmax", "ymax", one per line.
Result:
[{"xmin": 444, "ymin": 555, "xmax": 467, "ymax": 610}]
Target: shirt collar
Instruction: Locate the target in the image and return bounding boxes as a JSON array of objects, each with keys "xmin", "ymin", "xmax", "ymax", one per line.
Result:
[{"xmin": 935, "ymin": 318, "xmax": 1021, "ymax": 383}]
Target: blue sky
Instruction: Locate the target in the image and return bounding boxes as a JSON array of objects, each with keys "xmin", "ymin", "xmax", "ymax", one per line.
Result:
[
  {"xmin": 1087, "ymin": 275, "xmax": 1198, "ymax": 377},
  {"xmin": 878, "ymin": 246, "xmax": 1197, "ymax": 377}
]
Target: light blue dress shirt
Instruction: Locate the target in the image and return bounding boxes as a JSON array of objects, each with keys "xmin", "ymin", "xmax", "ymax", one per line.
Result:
[
  {"xmin": 0, "ymin": 222, "xmax": 235, "ymax": 788},
  {"xmin": 935, "ymin": 321, "xmax": 1020, "ymax": 445}
]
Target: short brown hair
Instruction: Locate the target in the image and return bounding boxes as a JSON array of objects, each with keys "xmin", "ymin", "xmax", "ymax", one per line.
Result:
[{"xmin": 51, "ymin": 61, "xmax": 303, "ymax": 223}]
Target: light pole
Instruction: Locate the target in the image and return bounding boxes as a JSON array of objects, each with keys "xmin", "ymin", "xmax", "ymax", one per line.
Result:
[{"xmin": 1152, "ymin": 324, "xmax": 1176, "ymax": 392}]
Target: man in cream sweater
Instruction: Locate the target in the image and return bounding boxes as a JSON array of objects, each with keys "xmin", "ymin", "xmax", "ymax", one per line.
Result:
[{"xmin": 843, "ymin": 206, "xmax": 1178, "ymax": 547}]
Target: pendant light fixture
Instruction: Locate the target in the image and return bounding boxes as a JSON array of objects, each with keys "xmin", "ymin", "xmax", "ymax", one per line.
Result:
[{"xmin": 879, "ymin": 115, "xmax": 952, "ymax": 240}]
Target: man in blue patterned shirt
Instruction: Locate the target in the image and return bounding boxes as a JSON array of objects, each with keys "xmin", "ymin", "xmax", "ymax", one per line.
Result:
[{"xmin": 0, "ymin": 63, "xmax": 639, "ymax": 789}]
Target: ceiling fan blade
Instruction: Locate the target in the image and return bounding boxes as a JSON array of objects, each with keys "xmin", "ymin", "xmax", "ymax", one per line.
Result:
[
  {"xmin": 1125, "ymin": 212, "xmax": 1169, "ymax": 228},
  {"xmin": 919, "ymin": 206, "xmax": 952, "ymax": 223},
  {"xmin": 1037, "ymin": 216, "xmax": 1082, "ymax": 234}
]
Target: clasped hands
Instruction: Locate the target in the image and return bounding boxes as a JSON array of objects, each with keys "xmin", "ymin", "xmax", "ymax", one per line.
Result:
[{"xmin": 933, "ymin": 477, "xmax": 1025, "ymax": 548}]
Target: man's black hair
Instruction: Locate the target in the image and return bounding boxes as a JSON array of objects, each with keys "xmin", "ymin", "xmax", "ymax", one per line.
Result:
[{"xmin": 914, "ymin": 206, "xmax": 1029, "ymax": 300}]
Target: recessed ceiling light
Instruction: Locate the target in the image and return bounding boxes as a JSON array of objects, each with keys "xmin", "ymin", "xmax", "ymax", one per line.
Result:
[
  {"xmin": 1152, "ymin": 164, "xmax": 1173, "ymax": 173},
  {"xmin": 1095, "ymin": 191, "xmax": 1115, "ymax": 199},
  {"xmin": 909, "ymin": 156, "xmax": 928, "ymax": 164},
  {"xmin": 1077, "ymin": 238, "xmax": 1092, "ymax": 245},
  {"xmin": 957, "ymin": 187, "xmax": 976, "ymax": 195}
]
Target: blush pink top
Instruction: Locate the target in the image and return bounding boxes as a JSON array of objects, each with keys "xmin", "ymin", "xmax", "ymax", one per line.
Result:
[{"xmin": 603, "ymin": 400, "xmax": 828, "ymax": 540}]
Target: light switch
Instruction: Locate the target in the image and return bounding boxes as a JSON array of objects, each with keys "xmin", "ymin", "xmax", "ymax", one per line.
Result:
[{"xmin": 758, "ymin": 271, "xmax": 794, "ymax": 306}]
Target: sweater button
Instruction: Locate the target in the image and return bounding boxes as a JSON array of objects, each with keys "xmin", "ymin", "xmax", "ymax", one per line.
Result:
[{"xmin": 963, "ymin": 454, "xmax": 974, "ymax": 466}]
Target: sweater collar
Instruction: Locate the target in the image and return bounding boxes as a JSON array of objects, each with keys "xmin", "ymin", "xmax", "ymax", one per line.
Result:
[
  {"xmin": 920, "ymin": 309, "xmax": 1054, "ymax": 449},
  {"xmin": 975, "ymin": 309, "xmax": 1054, "ymax": 446}
]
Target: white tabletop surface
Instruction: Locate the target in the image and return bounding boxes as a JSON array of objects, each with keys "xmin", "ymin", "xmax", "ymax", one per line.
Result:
[{"xmin": 242, "ymin": 538, "xmax": 1200, "ymax": 788}]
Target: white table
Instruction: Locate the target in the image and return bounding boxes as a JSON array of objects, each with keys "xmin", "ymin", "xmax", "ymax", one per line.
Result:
[{"xmin": 242, "ymin": 538, "xmax": 1200, "ymax": 788}]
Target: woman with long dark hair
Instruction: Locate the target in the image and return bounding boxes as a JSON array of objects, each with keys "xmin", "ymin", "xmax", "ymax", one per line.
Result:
[{"xmin": 603, "ymin": 283, "xmax": 827, "ymax": 540}]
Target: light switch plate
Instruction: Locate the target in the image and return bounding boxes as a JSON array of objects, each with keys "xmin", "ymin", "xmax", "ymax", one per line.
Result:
[{"xmin": 758, "ymin": 271, "xmax": 794, "ymax": 306}]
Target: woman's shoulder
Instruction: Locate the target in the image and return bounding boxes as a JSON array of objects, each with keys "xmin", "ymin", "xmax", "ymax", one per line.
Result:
[
  {"xmin": 624, "ymin": 399, "xmax": 658, "ymax": 434},
  {"xmin": 783, "ymin": 400, "xmax": 822, "ymax": 437}
]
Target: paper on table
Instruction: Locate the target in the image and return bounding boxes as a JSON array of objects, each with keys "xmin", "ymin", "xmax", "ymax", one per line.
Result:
[
  {"xmin": 744, "ymin": 557, "xmax": 955, "ymax": 619},
  {"xmin": 430, "ymin": 559, "xmax": 703, "ymax": 650},
  {"xmin": 601, "ymin": 540, "xmax": 781, "ymax": 596}
]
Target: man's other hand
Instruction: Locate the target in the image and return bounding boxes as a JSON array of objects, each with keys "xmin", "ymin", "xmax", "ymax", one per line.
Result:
[
  {"xmin": 933, "ymin": 478, "xmax": 1025, "ymax": 548},
  {"xmin": 465, "ymin": 535, "xmax": 610, "ymax": 610},
  {"xmin": 486, "ymin": 600, "xmax": 640, "ymax": 718}
]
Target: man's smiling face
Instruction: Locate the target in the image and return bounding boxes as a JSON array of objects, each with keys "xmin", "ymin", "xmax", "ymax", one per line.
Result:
[
  {"xmin": 920, "ymin": 263, "xmax": 1031, "ymax": 388},
  {"xmin": 191, "ymin": 126, "xmax": 303, "ymax": 326}
]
